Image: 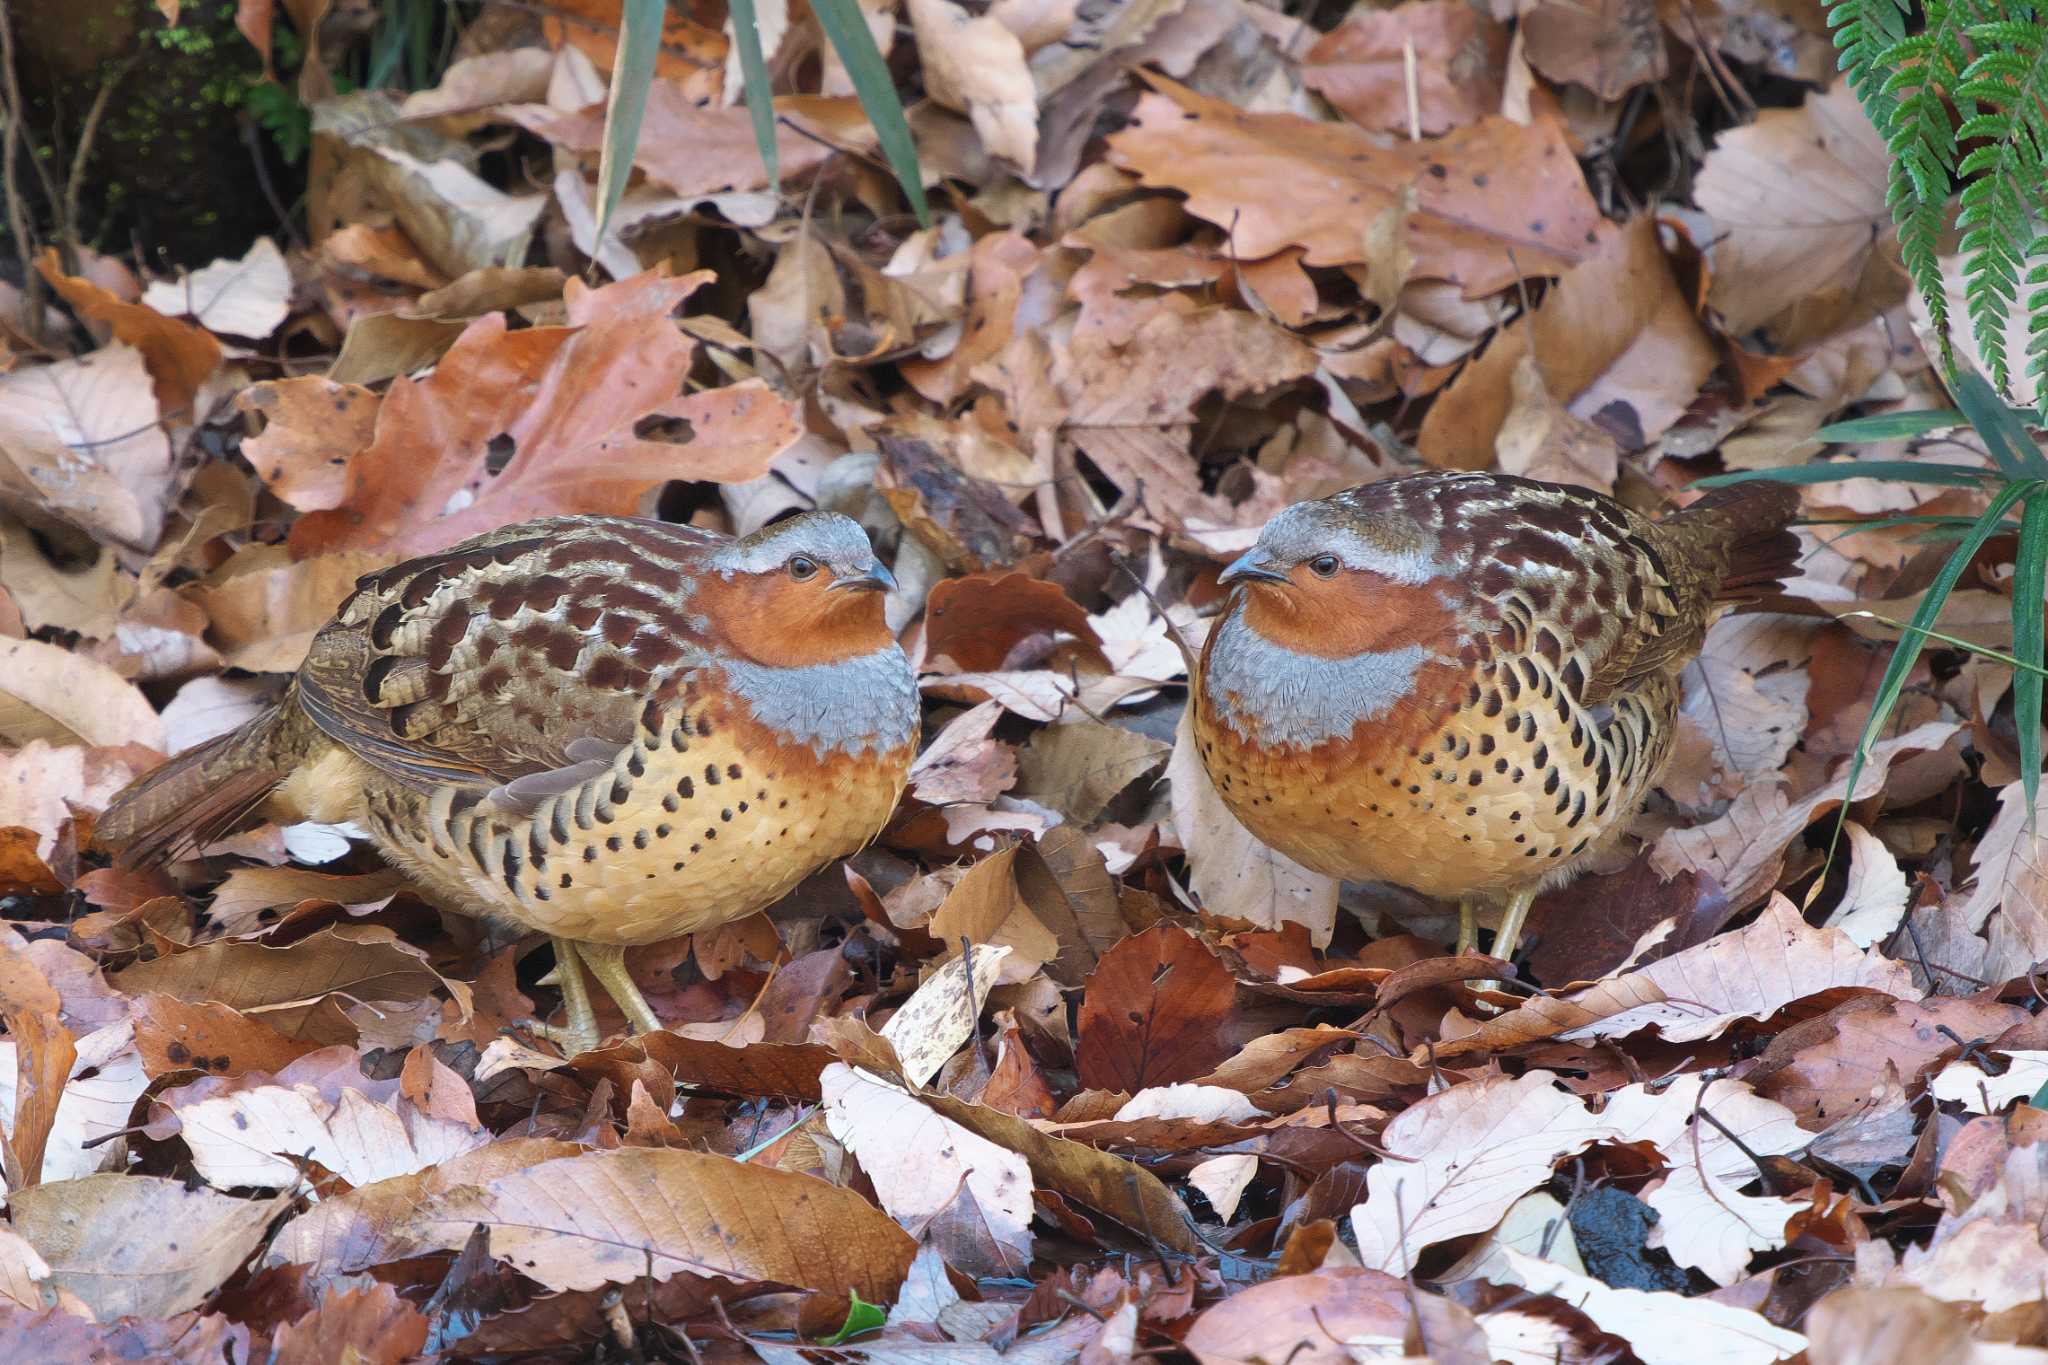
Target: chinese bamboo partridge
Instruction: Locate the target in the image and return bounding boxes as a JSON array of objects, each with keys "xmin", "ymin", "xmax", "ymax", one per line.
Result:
[
  {"xmin": 1193, "ymin": 472, "xmax": 1799, "ymax": 970},
  {"xmin": 98, "ymin": 512, "xmax": 919, "ymax": 1053}
]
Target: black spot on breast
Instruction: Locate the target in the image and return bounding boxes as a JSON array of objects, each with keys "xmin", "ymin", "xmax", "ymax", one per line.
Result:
[
  {"xmin": 705, "ymin": 764, "xmax": 721, "ymax": 785},
  {"xmin": 726, "ymin": 763, "xmax": 742, "ymax": 781},
  {"xmin": 678, "ymin": 776, "xmax": 695, "ymax": 799},
  {"xmin": 633, "ymin": 830, "xmax": 650, "ymax": 850},
  {"xmin": 627, "ymin": 751, "xmax": 646, "ymax": 778},
  {"xmin": 663, "ymin": 793, "xmax": 681, "ymax": 813},
  {"xmin": 583, "ymin": 846, "xmax": 597, "ymax": 862},
  {"xmin": 606, "ymin": 835, "xmax": 623, "ymax": 852}
]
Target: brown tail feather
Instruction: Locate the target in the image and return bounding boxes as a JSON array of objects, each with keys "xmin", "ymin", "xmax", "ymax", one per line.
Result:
[
  {"xmin": 1669, "ymin": 482, "xmax": 1802, "ymax": 602},
  {"xmin": 95, "ymin": 710, "xmax": 289, "ymax": 867}
]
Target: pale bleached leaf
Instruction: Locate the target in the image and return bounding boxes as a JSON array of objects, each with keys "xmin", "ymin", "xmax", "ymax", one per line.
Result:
[
  {"xmin": 1825, "ymin": 821, "xmax": 1911, "ymax": 948},
  {"xmin": 1477, "ymin": 1248, "xmax": 1805, "ymax": 1365},
  {"xmin": 174, "ymin": 1083, "xmax": 489, "ymax": 1189},
  {"xmin": 1349, "ymin": 1072, "xmax": 1617, "ymax": 1275},
  {"xmin": 822, "ymin": 1065, "xmax": 1032, "ymax": 1278},
  {"xmin": 879, "ymin": 945, "xmax": 1011, "ymax": 1087},
  {"xmin": 1929, "ymin": 1051, "xmax": 2048, "ymax": 1115}
]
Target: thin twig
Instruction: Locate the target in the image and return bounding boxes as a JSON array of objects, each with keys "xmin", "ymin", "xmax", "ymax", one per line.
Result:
[
  {"xmin": 959, "ymin": 935, "xmax": 995, "ymax": 1077},
  {"xmin": 59, "ymin": 54, "xmax": 138, "ymax": 271},
  {"xmin": 0, "ymin": 0, "xmax": 45, "ymax": 345}
]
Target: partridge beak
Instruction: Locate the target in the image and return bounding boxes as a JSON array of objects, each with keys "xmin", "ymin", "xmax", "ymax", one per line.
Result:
[
  {"xmin": 831, "ymin": 561, "xmax": 898, "ymax": 594},
  {"xmin": 1218, "ymin": 547, "xmax": 1288, "ymax": 587}
]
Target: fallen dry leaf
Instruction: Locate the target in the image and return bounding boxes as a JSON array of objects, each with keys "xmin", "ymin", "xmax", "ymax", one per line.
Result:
[
  {"xmin": 1694, "ymin": 81, "xmax": 1894, "ymax": 347},
  {"xmin": 399, "ymin": 1146, "xmax": 917, "ymax": 1296},
  {"xmin": 0, "ymin": 344, "xmax": 175, "ymax": 551},
  {"xmin": 289, "ymin": 272, "xmax": 799, "ymax": 559},
  {"xmin": 1302, "ymin": 0, "xmax": 1508, "ymax": 135},
  {"xmin": 9, "ymin": 1175, "xmax": 287, "ymax": 1320},
  {"xmin": 1109, "ymin": 78, "xmax": 1606, "ymax": 293},
  {"xmin": 822, "ymin": 1064, "xmax": 1033, "ymax": 1277},
  {"xmin": 1429, "ymin": 896, "xmax": 1916, "ymax": 1061},
  {"xmin": 1076, "ymin": 923, "xmax": 1235, "ymax": 1092}
]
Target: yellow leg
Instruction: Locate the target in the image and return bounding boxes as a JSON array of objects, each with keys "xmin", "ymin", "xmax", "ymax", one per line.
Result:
[
  {"xmin": 532, "ymin": 937, "xmax": 602, "ymax": 1055},
  {"xmin": 1490, "ymin": 887, "xmax": 1539, "ymax": 969},
  {"xmin": 579, "ymin": 942, "xmax": 664, "ymax": 1037},
  {"xmin": 1456, "ymin": 900, "xmax": 1479, "ymax": 956}
]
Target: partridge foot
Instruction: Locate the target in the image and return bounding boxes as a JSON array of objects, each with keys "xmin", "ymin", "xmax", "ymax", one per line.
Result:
[{"xmin": 529, "ymin": 938, "xmax": 667, "ymax": 1056}]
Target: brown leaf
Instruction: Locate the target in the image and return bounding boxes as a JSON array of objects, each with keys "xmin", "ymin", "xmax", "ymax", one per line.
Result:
[
  {"xmin": 907, "ymin": 0, "xmax": 1037, "ymax": 166},
  {"xmin": 235, "ymin": 377, "xmax": 383, "ymax": 513},
  {"xmin": 513, "ymin": 84, "xmax": 868, "ymax": 199},
  {"xmin": 1650, "ymin": 721, "xmax": 1961, "ymax": 910},
  {"xmin": 1108, "ymin": 78, "xmax": 1606, "ymax": 294},
  {"xmin": 35, "ymin": 251, "xmax": 221, "ymax": 414},
  {"xmin": 5, "ymin": 1009, "xmax": 76, "ymax": 1189},
  {"xmin": 114, "ymin": 925, "xmax": 468, "ymax": 1041},
  {"xmin": 186, "ymin": 546, "xmax": 390, "ymax": 674},
  {"xmin": 1014, "ymin": 829, "xmax": 1127, "ymax": 987},
  {"xmin": 288, "ymin": 272, "xmax": 798, "ymax": 559},
  {"xmin": 267, "ymin": 1137, "xmax": 582, "ymax": 1278},
  {"xmin": 1694, "ymin": 82, "xmax": 1896, "ymax": 347},
  {"xmin": 1427, "ymin": 896, "xmax": 1916, "ymax": 1062},
  {"xmin": 1015, "ymin": 716, "xmax": 1169, "ymax": 823},
  {"xmin": 927, "ymin": 848, "xmax": 1059, "ymax": 984},
  {"xmin": 1521, "ymin": 0, "xmax": 1667, "ymax": 101},
  {"xmin": 1076, "ymin": 924, "xmax": 1235, "ymax": 1091},
  {"xmin": 919, "ymin": 1088, "xmax": 1200, "ymax": 1254},
  {"xmin": 925, "ymin": 572, "xmax": 1104, "ymax": 673},
  {"xmin": 822, "ymin": 1064, "xmax": 1033, "ymax": 1278},
  {"xmin": 10, "ymin": 1174, "xmax": 286, "ymax": 1319},
  {"xmin": 0, "ymin": 638, "xmax": 164, "ymax": 749},
  {"xmin": 269, "ymin": 1282, "xmax": 429, "ymax": 1365},
  {"xmin": 1183, "ymin": 1268, "xmax": 1409, "ymax": 1365},
  {"xmin": 1303, "ymin": 0, "xmax": 1508, "ymax": 135},
  {"xmin": 132, "ymin": 993, "xmax": 325, "ymax": 1080},
  {"xmin": 0, "ymin": 740, "xmax": 155, "ymax": 861},
  {"xmin": 204, "ymin": 865, "xmax": 407, "ymax": 935},
  {"xmin": 1420, "ymin": 214, "xmax": 1717, "ymax": 469},
  {"xmin": 1749, "ymin": 994, "xmax": 2030, "ymax": 1127},
  {"xmin": 403, "ymin": 1147, "xmax": 917, "ymax": 1296}
]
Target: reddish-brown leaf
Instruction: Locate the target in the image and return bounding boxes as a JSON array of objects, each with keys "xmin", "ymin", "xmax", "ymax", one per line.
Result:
[{"xmin": 1076, "ymin": 924, "xmax": 1236, "ymax": 1091}]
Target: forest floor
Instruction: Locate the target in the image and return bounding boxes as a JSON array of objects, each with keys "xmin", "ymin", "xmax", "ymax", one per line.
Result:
[{"xmin": 0, "ymin": 0, "xmax": 2041, "ymax": 1361}]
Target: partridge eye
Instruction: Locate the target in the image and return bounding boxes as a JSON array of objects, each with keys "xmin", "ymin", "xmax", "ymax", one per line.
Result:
[
  {"xmin": 1308, "ymin": 555, "xmax": 1341, "ymax": 579},
  {"xmin": 787, "ymin": 555, "xmax": 819, "ymax": 582}
]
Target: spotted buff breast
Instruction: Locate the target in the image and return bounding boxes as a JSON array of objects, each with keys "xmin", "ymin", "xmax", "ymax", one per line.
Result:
[
  {"xmin": 1193, "ymin": 471, "xmax": 1799, "ymax": 971},
  {"xmin": 96, "ymin": 511, "xmax": 919, "ymax": 1054}
]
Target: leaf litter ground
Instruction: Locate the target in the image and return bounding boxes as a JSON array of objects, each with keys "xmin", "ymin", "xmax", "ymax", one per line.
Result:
[{"xmin": 0, "ymin": 0, "xmax": 2043, "ymax": 1361}]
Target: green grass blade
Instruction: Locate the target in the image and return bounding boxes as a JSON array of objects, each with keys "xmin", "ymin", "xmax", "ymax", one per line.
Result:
[
  {"xmin": 1953, "ymin": 365, "xmax": 2048, "ymax": 479},
  {"xmin": 2015, "ymin": 488, "xmax": 2048, "ymax": 827},
  {"xmin": 1813, "ymin": 408, "xmax": 1965, "ymax": 442},
  {"xmin": 728, "ymin": 0, "xmax": 780, "ymax": 198},
  {"xmin": 1833, "ymin": 480, "xmax": 2037, "ymax": 853},
  {"xmin": 595, "ymin": 0, "xmax": 667, "ymax": 262},
  {"xmin": 1694, "ymin": 461, "xmax": 1997, "ymax": 489},
  {"xmin": 812, "ymin": 0, "xmax": 930, "ymax": 227}
]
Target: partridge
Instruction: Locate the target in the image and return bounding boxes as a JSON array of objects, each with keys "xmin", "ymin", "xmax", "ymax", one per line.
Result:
[
  {"xmin": 1193, "ymin": 472, "xmax": 1798, "ymax": 971},
  {"xmin": 98, "ymin": 512, "xmax": 919, "ymax": 1053}
]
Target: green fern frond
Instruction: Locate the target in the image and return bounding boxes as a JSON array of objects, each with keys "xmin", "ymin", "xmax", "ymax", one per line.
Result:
[
  {"xmin": 1952, "ymin": 23, "xmax": 2048, "ymax": 395},
  {"xmin": 1830, "ymin": 0, "xmax": 1913, "ymax": 111},
  {"xmin": 1874, "ymin": 0, "xmax": 1980, "ymax": 374},
  {"xmin": 2027, "ymin": 237, "xmax": 2048, "ymax": 413}
]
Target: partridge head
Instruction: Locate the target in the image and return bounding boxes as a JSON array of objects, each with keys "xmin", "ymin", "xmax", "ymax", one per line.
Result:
[
  {"xmin": 97, "ymin": 510, "xmax": 920, "ymax": 1054},
  {"xmin": 1193, "ymin": 472, "xmax": 1798, "ymax": 970}
]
